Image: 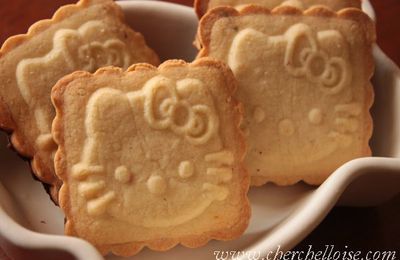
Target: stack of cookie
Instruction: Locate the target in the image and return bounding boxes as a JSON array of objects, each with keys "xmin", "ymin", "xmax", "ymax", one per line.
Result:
[
  {"xmin": 0, "ymin": 0, "xmax": 375, "ymax": 257},
  {"xmin": 0, "ymin": 0, "xmax": 249, "ymax": 256},
  {"xmin": 195, "ymin": 0, "xmax": 375, "ymax": 185}
]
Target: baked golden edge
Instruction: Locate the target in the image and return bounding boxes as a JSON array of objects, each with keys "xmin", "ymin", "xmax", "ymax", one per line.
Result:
[
  {"xmin": 196, "ymin": 5, "xmax": 376, "ymax": 186},
  {"xmin": 51, "ymin": 58, "xmax": 251, "ymax": 256},
  {"xmin": 0, "ymin": 0, "xmax": 159, "ymax": 203},
  {"xmin": 194, "ymin": 0, "xmax": 362, "ymax": 18}
]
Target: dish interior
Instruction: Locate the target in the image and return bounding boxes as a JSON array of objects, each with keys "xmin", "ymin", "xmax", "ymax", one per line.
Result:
[{"xmin": 0, "ymin": 1, "xmax": 399, "ymax": 259}]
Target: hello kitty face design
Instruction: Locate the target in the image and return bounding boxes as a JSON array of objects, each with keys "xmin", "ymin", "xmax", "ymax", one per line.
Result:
[
  {"xmin": 283, "ymin": 23, "xmax": 351, "ymax": 95},
  {"xmin": 71, "ymin": 76, "xmax": 234, "ymax": 227},
  {"xmin": 228, "ymin": 23, "xmax": 362, "ymax": 162},
  {"xmin": 15, "ymin": 20, "xmax": 131, "ymax": 154}
]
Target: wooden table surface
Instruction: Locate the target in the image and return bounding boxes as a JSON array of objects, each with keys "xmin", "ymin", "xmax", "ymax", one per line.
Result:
[{"xmin": 0, "ymin": 0, "xmax": 399, "ymax": 258}]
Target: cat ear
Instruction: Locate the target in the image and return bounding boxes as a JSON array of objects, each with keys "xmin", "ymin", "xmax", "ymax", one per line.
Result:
[
  {"xmin": 284, "ymin": 23, "xmax": 318, "ymax": 76},
  {"xmin": 228, "ymin": 28, "xmax": 266, "ymax": 76},
  {"xmin": 54, "ymin": 29, "xmax": 85, "ymax": 70},
  {"xmin": 86, "ymin": 88, "xmax": 132, "ymax": 135}
]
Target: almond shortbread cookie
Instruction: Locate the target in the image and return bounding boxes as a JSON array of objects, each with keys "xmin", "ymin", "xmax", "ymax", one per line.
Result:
[
  {"xmin": 51, "ymin": 58, "xmax": 250, "ymax": 256},
  {"xmin": 0, "ymin": 0, "xmax": 159, "ymax": 201},
  {"xmin": 197, "ymin": 6, "xmax": 375, "ymax": 185},
  {"xmin": 195, "ymin": 0, "xmax": 361, "ymax": 18}
]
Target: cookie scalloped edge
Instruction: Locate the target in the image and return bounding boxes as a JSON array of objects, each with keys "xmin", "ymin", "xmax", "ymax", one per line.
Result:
[
  {"xmin": 196, "ymin": 5, "xmax": 376, "ymax": 186},
  {"xmin": 194, "ymin": 0, "xmax": 362, "ymax": 19},
  {"xmin": 51, "ymin": 57, "xmax": 251, "ymax": 256},
  {"xmin": 0, "ymin": 0, "xmax": 159, "ymax": 203}
]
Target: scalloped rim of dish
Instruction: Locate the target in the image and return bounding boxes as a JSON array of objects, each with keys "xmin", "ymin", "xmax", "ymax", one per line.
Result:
[{"xmin": 0, "ymin": 1, "xmax": 398, "ymax": 259}]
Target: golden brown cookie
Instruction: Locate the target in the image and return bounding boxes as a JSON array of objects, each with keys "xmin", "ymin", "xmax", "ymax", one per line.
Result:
[
  {"xmin": 0, "ymin": 0, "xmax": 159, "ymax": 202},
  {"xmin": 195, "ymin": 0, "xmax": 361, "ymax": 18},
  {"xmin": 197, "ymin": 6, "xmax": 375, "ymax": 185},
  {"xmin": 51, "ymin": 58, "xmax": 250, "ymax": 256}
]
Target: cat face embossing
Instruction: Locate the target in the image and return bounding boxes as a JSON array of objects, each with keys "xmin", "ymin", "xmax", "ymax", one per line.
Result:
[
  {"xmin": 15, "ymin": 20, "xmax": 132, "ymax": 154},
  {"xmin": 72, "ymin": 76, "xmax": 234, "ymax": 227},
  {"xmin": 284, "ymin": 23, "xmax": 351, "ymax": 94},
  {"xmin": 228, "ymin": 23, "xmax": 362, "ymax": 172}
]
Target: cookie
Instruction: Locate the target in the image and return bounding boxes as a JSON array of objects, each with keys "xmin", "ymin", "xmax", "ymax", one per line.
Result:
[
  {"xmin": 51, "ymin": 58, "xmax": 250, "ymax": 256},
  {"xmin": 0, "ymin": 0, "xmax": 159, "ymax": 202},
  {"xmin": 197, "ymin": 6, "xmax": 375, "ymax": 185},
  {"xmin": 195, "ymin": 0, "xmax": 361, "ymax": 17}
]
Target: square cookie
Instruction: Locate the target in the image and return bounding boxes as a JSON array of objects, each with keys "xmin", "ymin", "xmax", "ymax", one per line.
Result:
[
  {"xmin": 195, "ymin": 0, "xmax": 361, "ymax": 18},
  {"xmin": 51, "ymin": 59, "xmax": 250, "ymax": 256},
  {"xmin": 0, "ymin": 0, "xmax": 159, "ymax": 201},
  {"xmin": 197, "ymin": 6, "xmax": 375, "ymax": 185}
]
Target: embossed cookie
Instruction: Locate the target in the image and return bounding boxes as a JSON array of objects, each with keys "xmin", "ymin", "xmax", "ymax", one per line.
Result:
[
  {"xmin": 51, "ymin": 58, "xmax": 250, "ymax": 256},
  {"xmin": 0, "ymin": 0, "xmax": 159, "ymax": 201},
  {"xmin": 197, "ymin": 6, "xmax": 375, "ymax": 185},
  {"xmin": 195, "ymin": 0, "xmax": 360, "ymax": 17}
]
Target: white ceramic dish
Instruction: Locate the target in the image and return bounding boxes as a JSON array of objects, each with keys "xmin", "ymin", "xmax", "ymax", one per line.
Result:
[{"xmin": 0, "ymin": 1, "xmax": 399, "ymax": 259}]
